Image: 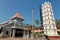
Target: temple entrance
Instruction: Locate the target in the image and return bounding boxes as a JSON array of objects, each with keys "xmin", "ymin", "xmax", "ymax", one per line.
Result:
[
  {"xmin": 11, "ymin": 29, "xmax": 31, "ymax": 38},
  {"xmin": 15, "ymin": 29, "xmax": 23, "ymax": 37}
]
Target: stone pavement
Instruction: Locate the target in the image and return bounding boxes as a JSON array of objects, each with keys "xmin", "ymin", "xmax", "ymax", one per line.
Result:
[{"xmin": 0, "ymin": 37, "xmax": 47, "ymax": 40}]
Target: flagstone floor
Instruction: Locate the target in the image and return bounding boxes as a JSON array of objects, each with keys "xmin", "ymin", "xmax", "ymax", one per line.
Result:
[
  {"xmin": 0, "ymin": 37, "xmax": 47, "ymax": 40},
  {"xmin": 0, "ymin": 37, "xmax": 60, "ymax": 40}
]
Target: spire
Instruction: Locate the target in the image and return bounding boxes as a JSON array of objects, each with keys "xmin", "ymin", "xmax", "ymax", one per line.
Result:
[{"xmin": 10, "ymin": 12, "xmax": 24, "ymax": 20}]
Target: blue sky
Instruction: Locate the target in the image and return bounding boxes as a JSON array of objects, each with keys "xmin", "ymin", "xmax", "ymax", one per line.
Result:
[{"xmin": 0, "ymin": 0, "xmax": 60, "ymax": 25}]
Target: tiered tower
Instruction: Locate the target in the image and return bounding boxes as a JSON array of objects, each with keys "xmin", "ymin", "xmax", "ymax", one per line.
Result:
[{"xmin": 41, "ymin": 2, "xmax": 58, "ymax": 36}]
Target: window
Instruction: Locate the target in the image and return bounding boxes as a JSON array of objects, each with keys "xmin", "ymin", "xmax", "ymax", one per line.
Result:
[
  {"xmin": 50, "ymin": 26, "xmax": 51, "ymax": 29},
  {"xmin": 49, "ymin": 21, "xmax": 50, "ymax": 24},
  {"xmin": 25, "ymin": 31, "xmax": 28, "ymax": 35},
  {"xmin": 42, "ymin": 10, "xmax": 44, "ymax": 13},
  {"xmin": 0, "ymin": 27, "xmax": 3, "ymax": 34},
  {"xmin": 46, "ymin": 17, "xmax": 48, "ymax": 19},
  {"xmin": 47, "ymin": 5, "xmax": 50, "ymax": 8},
  {"xmin": 48, "ymin": 17, "xmax": 50, "ymax": 19},
  {"xmin": 49, "ymin": 12, "xmax": 51, "ymax": 15},
  {"xmin": 45, "ymin": 9, "xmax": 47, "ymax": 12},
  {"xmin": 17, "ymin": 31, "xmax": 20, "ymax": 33},
  {"xmin": 47, "ymin": 13, "xmax": 49, "ymax": 15},
  {"xmin": 6, "ymin": 31, "xmax": 9, "ymax": 35},
  {"xmin": 46, "ymin": 13, "xmax": 48, "ymax": 15},
  {"xmin": 0, "ymin": 29, "xmax": 2, "ymax": 34},
  {"xmin": 47, "ymin": 9, "xmax": 49, "ymax": 11}
]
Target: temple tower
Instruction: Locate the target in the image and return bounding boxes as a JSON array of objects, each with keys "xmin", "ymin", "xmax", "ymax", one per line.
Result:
[{"xmin": 41, "ymin": 2, "xmax": 58, "ymax": 36}]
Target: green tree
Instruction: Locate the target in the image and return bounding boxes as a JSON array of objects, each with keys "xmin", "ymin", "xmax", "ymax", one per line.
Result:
[
  {"xmin": 35, "ymin": 20, "xmax": 40, "ymax": 25},
  {"xmin": 55, "ymin": 19, "xmax": 60, "ymax": 25},
  {"xmin": 25, "ymin": 24, "xmax": 32, "ymax": 29}
]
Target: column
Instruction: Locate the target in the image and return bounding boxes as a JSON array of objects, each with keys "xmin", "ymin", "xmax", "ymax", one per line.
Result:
[
  {"xmin": 23, "ymin": 30, "xmax": 25, "ymax": 38},
  {"xmin": 10, "ymin": 30, "xmax": 11, "ymax": 37},
  {"xmin": 2, "ymin": 30, "xmax": 4, "ymax": 37},
  {"xmin": 31, "ymin": 32, "xmax": 34, "ymax": 39},
  {"xmin": 27, "ymin": 31, "xmax": 29, "ymax": 38},
  {"xmin": 12, "ymin": 29, "xmax": 15, "ymax": 37},
  {"xmin": 2, "ymin": 28, "xmax": 4, "ymax": 37}
]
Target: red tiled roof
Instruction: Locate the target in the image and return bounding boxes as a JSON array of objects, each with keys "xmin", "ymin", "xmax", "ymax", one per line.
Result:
[
  {"xmin": 0, "ymin": 22, "xmax": 8, "ymax": 27},
  {"xmin": 10, "ymin": 13, "xmax": 24, "ymax": 20}
]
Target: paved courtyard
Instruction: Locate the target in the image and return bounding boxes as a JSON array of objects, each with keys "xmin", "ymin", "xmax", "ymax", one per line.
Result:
[
  {"xmin": 0, "ymin": 37, "xmax": 60, "ymax": 40},
  {"xmin": 0, "ymin": 37, "xmax": 47, "ymax": 40}
]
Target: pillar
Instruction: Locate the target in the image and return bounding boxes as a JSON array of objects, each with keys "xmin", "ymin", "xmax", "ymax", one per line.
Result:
[
  {"xmin": 10, "ymin": 30, "xmax": 11, "ymax": 37},
  {"xmin": 23, "ymin": 30, "xmax": 25, "ymax": 38},
  {"xmin": 27, "ymin": 31, "xmax": 29, "ymax": 38},
  {"xmin": 31, "ymin": 32, "xmax": 34, "ymax": 39},
  {"xmin": 2, "ymin": 28, "xmax": 4, "ymax": 37},
  {"xmin": 12, "ymin": 29, "xmax": 15, "ymax": 37},
  {"xmin": 23, "ymin": 31, "xmax": 29, "ymax": 38}
]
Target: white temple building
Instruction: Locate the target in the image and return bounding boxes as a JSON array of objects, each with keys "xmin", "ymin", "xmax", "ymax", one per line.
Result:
[
  {"xmin": 41, "ymin": 2, "xmax": 58, "ymax": 36},
  {"xmin": 0, "ymin": 13, "xmax": 31, "ymax": 38}
]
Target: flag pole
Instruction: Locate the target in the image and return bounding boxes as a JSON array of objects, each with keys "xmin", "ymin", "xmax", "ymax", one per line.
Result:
[{"xmin": 32, "ymin": 8, "xmax": 34, "ymax": 37}]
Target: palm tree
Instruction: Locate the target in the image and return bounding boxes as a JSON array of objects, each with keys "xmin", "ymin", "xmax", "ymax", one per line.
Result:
[
  {"xmin": 55, "ymin": 19, "xmax": 60, "ymax": 25},
  {"xmin": 35, "ymin": 20, "xmax": 40, "ymax": 26}
]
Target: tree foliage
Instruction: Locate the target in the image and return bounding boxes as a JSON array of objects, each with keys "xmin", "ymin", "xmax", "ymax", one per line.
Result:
[
  {"xmin": 55, "ymin": 19, "xmax": 60, "ymax": 25},
  {"xmin": 35, "ymin": 20, "xmax": 40, "ymax": 25},
  {"xmin": 25, "ymin": 24, "xmax": 32, "ymax": 29}
]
